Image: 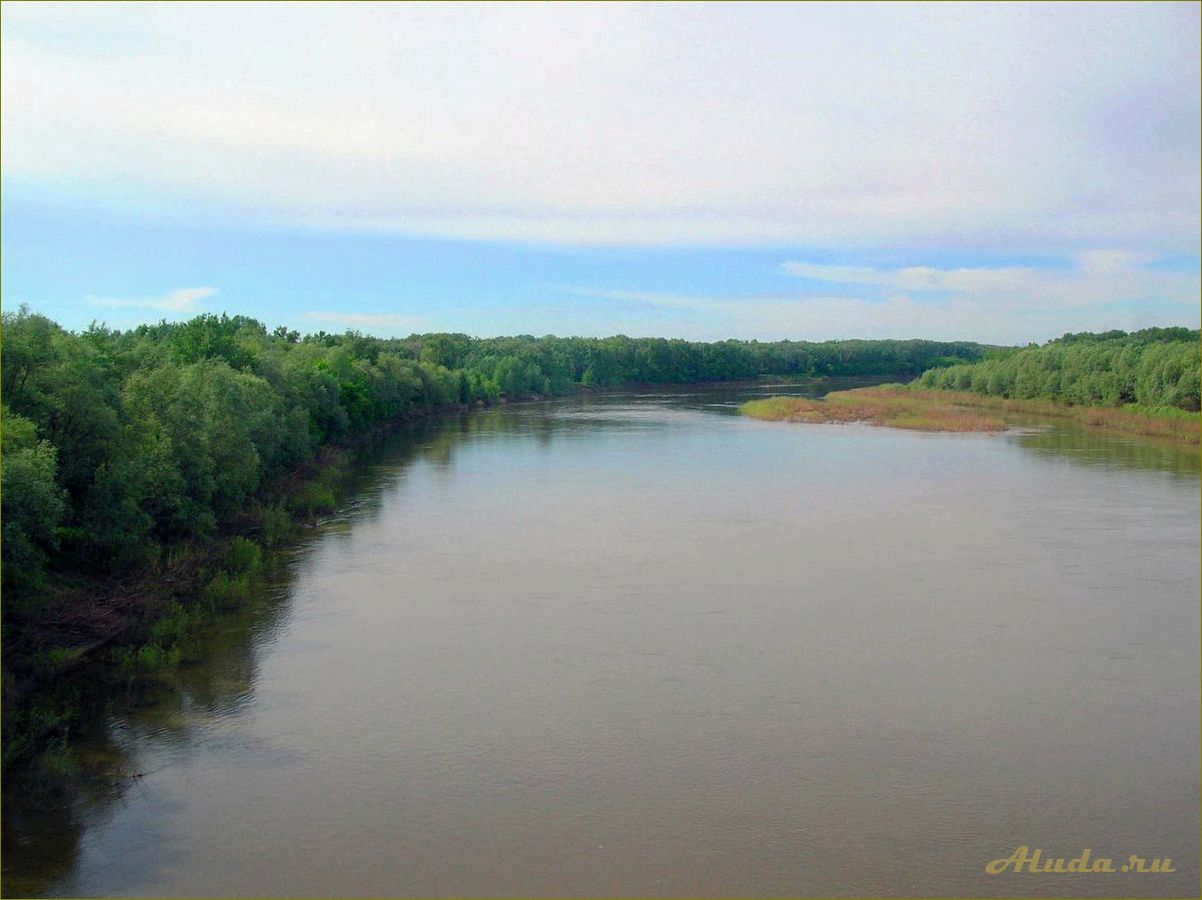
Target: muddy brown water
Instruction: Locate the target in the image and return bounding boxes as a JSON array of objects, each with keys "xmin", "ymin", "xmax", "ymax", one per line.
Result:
[{"xmin": 3, "ymin": 382, "xmax": 1198, "ymax": 897}]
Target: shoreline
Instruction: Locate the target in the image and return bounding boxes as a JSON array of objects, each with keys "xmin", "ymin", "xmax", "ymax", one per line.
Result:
[
  {"xmin": 1, "ymin": 401, "xmax": 472, "ymax": 771},
  {"xmin": 741, "ymin": 386, "xmax": 1200, "ymax": 445},
  {"xmin": 0, "ymin": 377, "xmax": 845, "ymax": 770}
]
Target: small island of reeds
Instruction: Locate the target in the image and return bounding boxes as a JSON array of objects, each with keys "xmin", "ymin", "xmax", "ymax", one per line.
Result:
[{"xmin": 741, "ymin": 386, "xmax": 1200, "ymax": 445}]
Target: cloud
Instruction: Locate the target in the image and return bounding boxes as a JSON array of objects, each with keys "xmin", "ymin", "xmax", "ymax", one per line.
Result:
[
  {"xmin": 780, "ymin": 262, "xmax": 1038, "ymax": 294},
  {"xmin": 86, "ymin": 286, "xmax": 216, "ymax": 311},
  {"xmin": 564, "ymin": 287, "xmax": 1197, "ymax": 344},
  {"xmin": 564, "ymin": 287, "xmax": 759, "ymax": 312},
  {"xmin": 1, "ymin": 2, "xmax": 1198, "ymax": 252},
  {"xmin": 301, "ymin": 311, "xmax": 428, "ymax": 334},
  {"xmin": 567, "ymin": 249, "xmax": 1199, "ymax": 343},
  {"xmin": 781, "ymin": 252, "xmax": 1200, "ymax": 311}
]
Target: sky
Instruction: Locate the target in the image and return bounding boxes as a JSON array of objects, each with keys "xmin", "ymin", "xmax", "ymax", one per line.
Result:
[{"xmin": 2, "ymin": 1, "xmax": 1199, "ymax": 344}]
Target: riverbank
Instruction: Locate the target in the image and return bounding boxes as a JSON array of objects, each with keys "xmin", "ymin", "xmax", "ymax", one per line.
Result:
[
  {"xmin": 1, "ymin": 402, "xmax": 474, "ymax": 771},
  {"xmin": 3, "ymin": 377, "xmax": 874, "ymax": 773},
  {"xmin": 741, "ymin": 386, "xmax": 1201, "ymax": 444}
]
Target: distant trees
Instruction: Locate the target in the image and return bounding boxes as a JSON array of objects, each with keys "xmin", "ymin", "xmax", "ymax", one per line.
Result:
[{"xmin": 915, "ymin": 328, "xmax": 1201, "ymax": 411}]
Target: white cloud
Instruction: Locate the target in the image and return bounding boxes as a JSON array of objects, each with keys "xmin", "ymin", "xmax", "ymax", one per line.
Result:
[
  {"xmin": 563, "ymin": 287, "xmax": 1198, "ymax": 344},
  {"xmin": 564, "ymin": 287, "xmax": 759, "ymax": 312},
  {"xmin": 302, "ymin": 311, "xmax": 428, "ymax": 334},
  {"xmin": 1074, "ymin": 249, "xmax": 1158, "ymax": 274},
  {"xmin": 780, "ymin": 261, "xmax": 1038, "ymax": 294},
  {"xmin": 86, "ymin": 286, "xmax": 216, "ymax": 311},
  {"xmin": 1, "ymin": 2, "xmax": 1198, "ymax": 251},
  {"xmin": 569, "ymin": 248, "xmax": 1200, "ymax": 343},
  {"xmin": 782, "ymin": 253, "xmax": 1200, "ymax": 310}
]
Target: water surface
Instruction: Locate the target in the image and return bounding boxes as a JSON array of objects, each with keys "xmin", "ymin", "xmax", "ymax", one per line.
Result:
[{"xmin": 5, "ymin": 383, "xmax": 1199, "ymax": 897}]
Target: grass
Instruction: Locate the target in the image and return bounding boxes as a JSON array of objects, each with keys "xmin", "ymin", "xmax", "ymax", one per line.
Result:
[
  {"xmin": 742, "ymin": 386, "xmax": 1200, "ymax": 444},
  {"xmin": 742, "ymin": 386, "xmax": 1006, "ymax": 432},
  {"xmin": 930, "ymin": 391, "xmax": 1200, "ymax": 444}
]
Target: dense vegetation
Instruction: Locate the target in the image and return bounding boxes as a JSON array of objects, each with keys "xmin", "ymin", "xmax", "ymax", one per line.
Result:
[
  {"xmin": 1, "ymin": 307, "xmax": 983, "ymax": 609},
  {"xmin": 915, "ymin": 327, "xmax": 1201, "ymax": 411}
]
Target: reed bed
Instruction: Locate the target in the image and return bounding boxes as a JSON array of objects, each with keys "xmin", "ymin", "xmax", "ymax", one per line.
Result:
[{"xmin": 742, "ymin": 386, "xmax": 1200, "ymax": 444}]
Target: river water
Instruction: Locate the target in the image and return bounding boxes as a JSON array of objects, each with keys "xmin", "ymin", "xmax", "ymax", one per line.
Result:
[{"xmin": 4, "ymin": 382, "xmax": 1199, "ymax": 897}]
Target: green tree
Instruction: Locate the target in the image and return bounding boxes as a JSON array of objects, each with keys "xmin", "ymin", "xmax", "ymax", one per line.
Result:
[{"xmin": 1, "ymin": 408, "xmax": 67, "ymax": 596}]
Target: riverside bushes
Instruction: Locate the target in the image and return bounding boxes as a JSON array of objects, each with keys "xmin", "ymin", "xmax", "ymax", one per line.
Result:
[{"xmin": 915, "ymin": 327, "xmax": 1200, "ymax": 411}]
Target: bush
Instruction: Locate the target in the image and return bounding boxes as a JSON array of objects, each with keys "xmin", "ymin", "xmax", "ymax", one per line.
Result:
[
  {"xmin": 44, "ymin": 646, "xmax": 84, "ymax": 668},
  {"xmin": 134, "ymin": 643, "xmax": 182, "ymax": 672},
  {"xmin": 915, "ymin": 329, "xmax": 1200, "ymax": 411},
  {"xmin": 288, "ymin": 483, "xmax": 337, "ymax": 517},
  {"xmin": 110, "ymin": 641, "xmax": 182, "ymax": 679},
  {"xmin": 260, "ymin": 504, "xmax": 293, "ymax": 547},
  {"xmin": 149, "ymin": 601, "xmax": 207, "ymax": 644},
  {"xmin": 203, "ymin": 570, "xmax": 252, "ymax": 609},
  {"xmin": 225, "ymin": 536, "xmax": 263, "ymax": 574}
]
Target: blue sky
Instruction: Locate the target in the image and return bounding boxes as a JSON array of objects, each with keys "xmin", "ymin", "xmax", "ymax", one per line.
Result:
[{"xmin": 2, "ymin": 2, "xmax": 1199, "ymax": 344}]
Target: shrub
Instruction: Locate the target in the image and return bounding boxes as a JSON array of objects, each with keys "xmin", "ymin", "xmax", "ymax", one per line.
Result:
[
  {"xmin": 203, "ymin": 570, "xmax": 252, "ymax": 609},
  {"xmin": 225, "ymin": 536, "xmax": 263, "ymax": 574},
  {"xmin": 288, "ymin": 483, "xmax": 337, "ymax": 517},
  {"xmin": 149, "ymin": 601, "xmax": 207, "ymax": 644},
  {"xmin": 260, "ymin": 504, "xmax": 293, "ymax": 547}
]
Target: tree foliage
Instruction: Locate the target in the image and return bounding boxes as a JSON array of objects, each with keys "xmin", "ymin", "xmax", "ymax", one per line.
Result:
[
  {"xmin": 1, "ymin": 406, "xmax": 66, "ymax": 595},
  {"xmin": 915, "ymin": 328, "xmax": 1201, "ymax": 411}
]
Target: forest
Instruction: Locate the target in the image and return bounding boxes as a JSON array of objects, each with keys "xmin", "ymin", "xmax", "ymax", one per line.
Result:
[
  {"xmin": 914, "ymin": 327, "xmax": 1200, "ymax": 411},
  {"xmin": 1, "ymin": 307, "xmax": 984, "ymax": 610}
]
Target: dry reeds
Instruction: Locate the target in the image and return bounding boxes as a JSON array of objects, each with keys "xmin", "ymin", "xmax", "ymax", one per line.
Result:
[{"xmin": 742, "ymin": 386, "xmax": 1200, "ymax": 444}]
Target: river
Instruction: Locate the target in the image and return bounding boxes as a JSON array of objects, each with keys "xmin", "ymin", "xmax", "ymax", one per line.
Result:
[{"xmin": 4, "ymin": 382, "xmax": 1199, "ymax": 897}]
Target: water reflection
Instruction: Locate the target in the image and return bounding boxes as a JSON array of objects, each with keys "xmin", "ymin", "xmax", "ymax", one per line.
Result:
[
  {"xmin": 1014, "ymin": 425, "xmax": 1200, "ymax": 479},
  {"xmin": 2, "ymin": 419, "xmax": 445, "ymax": 897}
]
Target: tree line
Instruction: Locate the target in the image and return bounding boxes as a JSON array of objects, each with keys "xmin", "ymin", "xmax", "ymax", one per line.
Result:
[
  {"xmin": 1, "ymin": 308, "xmax": 984, "ymax": 604},
  {"xmin": 914, "ymin": 327, "xmax": 1200, "ymax": 411}
]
